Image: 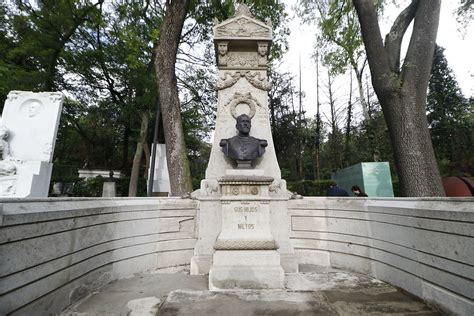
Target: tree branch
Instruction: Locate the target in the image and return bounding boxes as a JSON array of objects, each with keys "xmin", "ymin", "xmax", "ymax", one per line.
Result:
[
  {"xmin": 384, "ymin": 0, "xmax": 419, "ymax": 72},
  {"xmin": 401, "ymin": 0, "xmax": 441, "ymax": 93},
  {"xmin": 352, "ymin": 0, "xmax": 393, "ymax": 96}
]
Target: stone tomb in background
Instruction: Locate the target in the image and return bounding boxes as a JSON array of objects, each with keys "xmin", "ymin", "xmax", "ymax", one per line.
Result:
[
  {"xmin": 190, "ymin": 5, "xmax": 298, "ymax": 290},
  {"xmin": 0, "ymin": 91, "xmax": 64, "ymax": 197}
]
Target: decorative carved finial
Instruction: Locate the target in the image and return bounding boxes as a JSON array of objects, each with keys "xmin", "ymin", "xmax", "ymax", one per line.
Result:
[
  {"xmin": 235, "ymin": 3, "xmax": 253, "ymax": 17},
  {"xmin": 266, "ymin": 17, "xmax": 273, "ymax": 28}
]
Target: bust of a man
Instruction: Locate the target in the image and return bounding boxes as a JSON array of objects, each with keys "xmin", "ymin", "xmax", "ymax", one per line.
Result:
[{"xmin": 220, "ymin": 114, "xmax": 267, "ymax": 168}]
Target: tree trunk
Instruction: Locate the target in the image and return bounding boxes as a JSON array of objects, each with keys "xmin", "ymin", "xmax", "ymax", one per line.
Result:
[
  {"xmin": 121, "ymin": 120, "xmax": 130, "ymax": 172},
  {"xmin": 153, "ymin": 0, "xmax": 193, "ymax": 196},
  {"xmin": 353, "ymin": 0, "xmax": 444, "ymax": 196},
  {"xmin": 354, "ymin": 68, "xmax": 369, "ymax": 120},
  {"xmin": 128, "ymin": 111, "xmax": 149, "ymax": 197},
  {"xmin": 344, "ymin": 72, "xmax": 353, "ymax": 166},
  {"xmin": 143, "ymin": 142, "xmax": 151, "ymax": 180}
]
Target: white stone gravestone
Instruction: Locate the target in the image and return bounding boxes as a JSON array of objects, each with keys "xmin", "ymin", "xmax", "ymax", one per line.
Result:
[
  {"xmin": 190, "ymin": 4, "xmax": 298, "ymax": 290},
  {"xmin": 0, "ymin": 91, "xmax": 64, "ymax": 197}
]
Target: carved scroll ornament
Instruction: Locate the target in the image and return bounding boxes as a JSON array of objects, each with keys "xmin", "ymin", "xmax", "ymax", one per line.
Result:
[{"xmin": 217, "ymin": 71, "xmax": 272, "ymax": 91}]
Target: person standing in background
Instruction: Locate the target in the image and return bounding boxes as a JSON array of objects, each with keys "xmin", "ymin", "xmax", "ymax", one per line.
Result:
[
  {"xmin": 351, "ymin": 185, "xmax": 368, "ymax": 197},
  {"xmin": 327, "ymin": 181, "xmax": 349, "ymax": 196}
]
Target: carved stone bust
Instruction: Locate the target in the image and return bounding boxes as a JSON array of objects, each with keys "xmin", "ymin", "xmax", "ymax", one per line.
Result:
[{"xmin": 220, "ymin": 114, "xmax": 267, "ymax": 168}]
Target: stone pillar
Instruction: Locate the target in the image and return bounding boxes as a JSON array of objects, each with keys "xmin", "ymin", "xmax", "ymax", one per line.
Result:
[
  {"xmin": 102, "ymin": 181, "xmax": 116, "ymax": 197},
  {"xmin": 0, "ymin": 91, "xmax": 64, "ymax": 197},
  {"xmin": 190, "ymin": 4, "xmax": 298, "ymax": 287},
  {"xmin": 147, "ymin": 144, "xmax": 170, "ymax": 196}
]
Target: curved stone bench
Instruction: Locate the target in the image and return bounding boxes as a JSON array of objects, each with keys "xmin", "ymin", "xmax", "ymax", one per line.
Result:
[
  {"xmin": 1, "ymin": 197, "xmax": 472, "ymax": 315},
  {"xmin": 0, "ymin": 198, "xmax": 197, "ymax": 315},
  {"xmin": 289, "ymin": 197, "xmax": 473, "ymax": 315}
]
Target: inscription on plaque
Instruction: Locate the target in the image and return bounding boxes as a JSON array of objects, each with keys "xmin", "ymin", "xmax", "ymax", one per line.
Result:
[
  {"xmin": 234, "ymin": 206, "xmax": 258, "ymax": 212},
  {"xmin": 238, "ymin": 223, "xmax": 255, "ymax": 230}
]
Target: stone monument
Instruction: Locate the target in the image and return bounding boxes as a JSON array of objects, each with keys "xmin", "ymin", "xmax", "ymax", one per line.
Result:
[
  {"xmin": 0, "ymin": 91, "xmax": 64, "ymax": 197},
  {"xmin": 147, "ymin": 143, "xmax": 170, "ymax": 196},
  {"xmin": 190, "ymin": 4, "xmax": 298, "ymax": 290},
  {"xmin": 102, "ymin": 171, "xmax": 117, "ymax": 197}
]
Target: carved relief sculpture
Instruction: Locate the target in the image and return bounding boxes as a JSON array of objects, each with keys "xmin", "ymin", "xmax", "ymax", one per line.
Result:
[
  {"xmin": 0, "ymin": 125, "xmax": 16, "ymax": 176},
  {"xmin": 217, "ymin": 41, "xmax": 228, "ymax": 66},
  {"xmin": 257, "ymin": 42, "xmax": 268, "ymax": 67},
  {"xmin": 215, "ymin": 17, "xmax": 270, "ymax": 38},
  {"xmin": 217, "ymin": 71, "xmax": 272, "ymax": 91},
  {"xmin": 0, "ymin": 125, "xmax": 17, "ymax": 196}
]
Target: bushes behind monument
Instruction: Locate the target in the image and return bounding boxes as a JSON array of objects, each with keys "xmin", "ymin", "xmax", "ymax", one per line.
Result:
[
  {"xmin": 49, "ymin": 175, "xmax": 147, "ymax": 197},
  {"xmin": 287, "ymin": 180, "xmax": 333, "ymax": 196},
  {"xmin": 287, "ymin": 179, "xmax": 400, "ymax": 196}
]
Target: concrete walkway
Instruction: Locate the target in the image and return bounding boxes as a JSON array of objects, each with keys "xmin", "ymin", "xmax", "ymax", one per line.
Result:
[{"xmin": 62, "ymin": 265, "xmax": 440, "ymax": 316}]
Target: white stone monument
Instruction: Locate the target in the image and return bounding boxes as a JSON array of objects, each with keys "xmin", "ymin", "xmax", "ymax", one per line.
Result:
[
  {"xmin": 190, "ymin": 4, "xmax": 298, "ymax": 290},
  {"xmin": 147, "ymin": 143, "xmax": 170, "ymax": 196},
  {"xmin": 0, "ymin": 91, "xmax": 64, "ymax": 197}
]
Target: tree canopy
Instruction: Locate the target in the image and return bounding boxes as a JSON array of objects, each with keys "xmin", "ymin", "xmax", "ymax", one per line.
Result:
[{"xmin": 0, "ymin": 0, "xmax": 471, "ymax": 197}]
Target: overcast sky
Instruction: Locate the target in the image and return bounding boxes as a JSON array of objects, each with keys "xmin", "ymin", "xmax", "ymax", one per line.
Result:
[{"xmin": 280, "ymin": 0, "xmax": 473, "ymax": 120}]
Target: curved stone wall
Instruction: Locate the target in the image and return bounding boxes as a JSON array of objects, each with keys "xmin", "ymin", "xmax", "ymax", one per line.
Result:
[
  {"xmin": 289, "ymin": 197, "xmax": 474, "ymax": 315},
  {"xmin": 0, "ymin": 198, "xmax": 197, "ymax": 315},
  {"xmin": 1, "ymin": 197, "xmax": 472, "ymax": 315}
]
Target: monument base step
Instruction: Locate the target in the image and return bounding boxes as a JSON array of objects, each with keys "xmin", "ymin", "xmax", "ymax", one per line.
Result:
[
  {"xmin": 209, "ymin": 265, "xmax": 284, "ymax": 290},
  {"xmin": 209, "ymin": 250, "xmax": 284, "ymax": 290}
]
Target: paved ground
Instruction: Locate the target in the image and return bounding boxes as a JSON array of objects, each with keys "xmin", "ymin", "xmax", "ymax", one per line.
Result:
[{"xmin": 62, "ymin": 265, "xmax": 440, "ymax": 316}]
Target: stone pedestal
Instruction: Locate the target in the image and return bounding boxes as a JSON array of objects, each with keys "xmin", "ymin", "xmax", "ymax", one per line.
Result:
[
  {"xmin": 102, "ymin": 181, "xmax": 116, "ymax": 197},
  {"xmin": 209, "ymin": 250, "xmax": 284, "ymax": 290},
  {"xmin": 208, "ymin": 173, "xmax": 284, "ymax": 290}
]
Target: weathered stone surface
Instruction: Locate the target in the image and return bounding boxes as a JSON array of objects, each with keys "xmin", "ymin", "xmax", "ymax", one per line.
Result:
[
  {"xmin": 0, "ymin": 198, "xmax": 197, "ymax": 316},
  {"xmin": 0, "ymin": 90, "xmax": 64, "ymax": 197},
  {"xmin": 127, "ymin": 296, "xmax": 161, "ymax": 316},
  {"xmin": 62, "ymin": 266, "xmax": 440, "ymax": 316},
  {"xmin": 102, "ymin": 181, "xmax": 116, "ymax": 197},
  {"xmin": 1, "ymin": 197, "xmax": 472, "ymax": 315},
  {"xmin": 289, "ymin": 197, "xmax": 474, "ymax": 315}
]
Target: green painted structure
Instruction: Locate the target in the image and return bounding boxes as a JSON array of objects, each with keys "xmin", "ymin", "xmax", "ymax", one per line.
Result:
[{"xmin": 332, "ymin": 162, "xmax": 394, "ymax": 197}]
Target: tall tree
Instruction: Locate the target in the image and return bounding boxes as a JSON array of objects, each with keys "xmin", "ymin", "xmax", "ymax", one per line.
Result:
[
  {"xmin": 427, "ymin": 45, "xmax": 473, "ymax": 175},
  {"xmin": 154, "ymin": 0, "xmax": 193, "ymax": 196},
  {"xmin": 353, "ymin": 0, "xmax": 444, "ymax": 196}
]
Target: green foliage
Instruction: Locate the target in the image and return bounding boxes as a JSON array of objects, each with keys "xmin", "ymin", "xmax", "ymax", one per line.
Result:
[
  {"xmin": 297, "ymin": 0, "xmax": 364, "ymax": 75},
  {"xmin": 456, "ymin": 0, "xmax": 473, "ymax": 30},
  {"xmin": 50, "ymin": 176, "xmax": 146, "ymax": 197},
  {"xmin": 287, "ymin": 179, "xmax": 334, "ymax": 196},
  {"xmin": 427, "ymin": 45, "xmax": 473, "ymax": 176}
]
